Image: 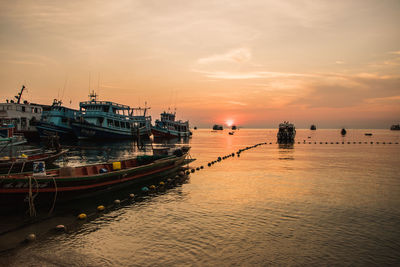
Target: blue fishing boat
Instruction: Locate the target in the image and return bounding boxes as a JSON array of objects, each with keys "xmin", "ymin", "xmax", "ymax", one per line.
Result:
[
  {"xmin": 151, "ymin": 111, "xmax": 191, "ymax": 138},
  {"xmin": 35, "ymin": 99, "xmax": 79, "ymax": 139},
  {"xmin": 71, "ymin": 91, "xmax": 152, "ymax": 139}
]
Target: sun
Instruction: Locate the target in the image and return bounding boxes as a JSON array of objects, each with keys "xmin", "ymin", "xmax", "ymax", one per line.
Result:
[{"xmin": 226, "ymin": 119, "xmax": 234, "ymax": 127}]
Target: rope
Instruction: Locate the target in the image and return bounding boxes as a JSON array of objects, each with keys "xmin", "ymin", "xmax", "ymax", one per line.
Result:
[
  {"xmin": 28, "ymin": 176, "xmax": 36, "ymax": 217},
  {"xmin": 48, "ymin": 176, "xmax": 58, "ymax": 215}
]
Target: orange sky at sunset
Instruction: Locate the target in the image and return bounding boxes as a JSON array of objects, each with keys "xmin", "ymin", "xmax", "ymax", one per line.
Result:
[{"xmin": 0, "ymin": 0, "xmax": 399, "ymax": 128}]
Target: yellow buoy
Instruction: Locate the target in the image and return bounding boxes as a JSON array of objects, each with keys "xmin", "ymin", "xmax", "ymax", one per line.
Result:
[
  {"xmin": 97, "ymin": 205, "xmax": 105, "ymax": 211},
  {"xmin": 26, "ymin": 233, "xmax": 36, "ymax": 242},
  {"xmin": 78, "ymin": 213, "xmax": 87, "ymax": 220},
  {"xmin": 149, "ymin": 185, "xmax": 156, "ymax": 190},
  {"xmin": 159, "ymin": 181, "xmax": 165, "ymax": 186}
]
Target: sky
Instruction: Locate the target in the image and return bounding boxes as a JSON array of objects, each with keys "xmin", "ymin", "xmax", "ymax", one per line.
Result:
[{"xmin": 0, "ymin": 0, "xmax": 399, "ymax": 128}]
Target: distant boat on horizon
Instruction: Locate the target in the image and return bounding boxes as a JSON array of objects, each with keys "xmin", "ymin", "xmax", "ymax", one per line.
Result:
[
  {"xmin": 213, "ymin": 125, "xmax": 223, "ymax": 130},
  {"xmin": 390, "ymin": 124, "xmax": 400, "ymax": 130},
  {"xmin": 341, "ymin": 128, "xmax": 347, "ymax": 136},
  {"xmin": 310, "ymin": 124, "xmax": 316, "ymax": 130}
]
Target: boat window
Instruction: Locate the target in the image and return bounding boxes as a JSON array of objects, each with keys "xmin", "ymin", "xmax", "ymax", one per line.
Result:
[
  {"xmin": 115, "ymin": 120, "xmax": 120, "ymax": 127},
  {"xmin": 61, "ymin": 117, "xmax": 68, "ymax": 124},
  {"xmin": 21, "ymin": 106, "xmax": 25, "ymax": 112},
  {"xmin": 121, "ymin": 121, "xmax": 126, "ymax": 128},
  {"xmin": 107, "ymin": 119, "xmax": 113, "ymax": 126},
  {"xmin": 126, "ymin": 122, "xmax": 130, "ymax": 129},
  {"xmin": 103, "ymin": 106, "xmax": 109, "ymax": 112}
]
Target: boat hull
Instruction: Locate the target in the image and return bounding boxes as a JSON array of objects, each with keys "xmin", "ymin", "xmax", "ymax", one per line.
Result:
[
  {"xmin": 0, "ymin": 153, "xmax": 187, "ymax": 209},
  {"xmin": 151, "ymin": 127, "xmax": 191, "ymax": 138},
  {"xmin": 71, "ymin": 122, "xmax": 151, "ymax": 140},
  {"xmin": 36, "ymin": 122, "xmax": 76, "ymax": 140}
]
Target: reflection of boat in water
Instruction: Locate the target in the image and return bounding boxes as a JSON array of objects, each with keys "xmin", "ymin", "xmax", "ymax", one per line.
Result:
[
  {"xmin": 365, "ymin": 133, "xmax": 372, "ymax": 136},
  {"xmin": 213, "ymin": 125, "xmax": 223, "ymax": 130},
  {"xmin": 310, "ymin": 124, "xmax": 316, "ymax": 130},
  {"xmin": 341, "ymin": 128, "xmax": 347, "ymax": 135},
  {"xmin": 71, "ymin": 91, "xmax": 152, "ymax": 140},
  {"xmin": 0, "ymin": 124, "xmax": 27, "ymax": 148},
  {"xmin": 277, "ymin": 121, "xmax": 296, "ymax": 144},
  {"xmin": 390, "ymin": 124, "xmax": 400, "ymax": 130},
  {"xmin": 36, "ymin": 99, "xmax": 79, "ymax": 140},
  {"xmin": 0, "ymin": 146, "xmax": 190, "ymax": 209},
  {"xmin": 0, "ymin": 85, "xmax": 48, "ymax": 141},
  {"xmin": 151, "ymin": 111, "xmax": 191, "ymax": 138},
  {"xmin": 229, "ymin": 132, "xmax": 234, "ymax": 135}
]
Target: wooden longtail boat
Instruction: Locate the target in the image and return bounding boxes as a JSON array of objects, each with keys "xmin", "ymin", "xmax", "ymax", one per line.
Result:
[
  {"xmin": 0, "ymin": 149, "xmax": 68, "ymax": 174},
  {"xmin": 0, "ymin": 146, "xmax": 190, "ymax": 209}
]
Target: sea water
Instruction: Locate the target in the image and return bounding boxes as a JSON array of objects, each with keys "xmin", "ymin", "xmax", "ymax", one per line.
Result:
[{"xmin": 1, "ymin": 129, "xmax": 399, "ymax": 266}]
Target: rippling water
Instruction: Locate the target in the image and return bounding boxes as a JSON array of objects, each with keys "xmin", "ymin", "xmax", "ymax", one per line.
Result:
[{"xmin": 1, "ymin": 129, "xmax": 400, "ymax": 266}]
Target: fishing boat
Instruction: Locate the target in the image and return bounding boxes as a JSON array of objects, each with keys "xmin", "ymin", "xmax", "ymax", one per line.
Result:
[
  {"xmin": 231, "ymin": 125, "xmax": 237, "ymax": 130},
  {"xmin": 0, "ymin": 124, "xmax": 27, "ymax": 148},
  {"xmin": 212, "ymin": 125, "xmax": 223, "ymax": 130},
  {"xmin": 0, "ymin": 85, "xmax": 49, "ymax": 141},
  {"xmin": 35, "ymin": 99, "xmax": 79, "ymax": 139},
  {"xmin": 0, "ymin": 148, "xmax": 68, "ymax": 174},
  {"xmin": 71, "ymin": 91, "xmax": 152, "ymax": 140},
  {"xmin": 310, "ymin": 124, "xmax": 316, "ymax": 130},
  {"xmin": 390, "ymin": 124, "xmax": 400, "ymax": 130},
  {"xmin": 277, "ymin": 121, "xmax": 296, "ymax": 144},
  {"xmin": 151, "ymin": 111, "xmax": 191, "ymax": 138},
  {"xmin": 341, "ymin": 128, "xmax": 347, "ymax": 135},
  {"xmin": 0, "ymin": 146, "xmax": 190, "ymax": 209}
]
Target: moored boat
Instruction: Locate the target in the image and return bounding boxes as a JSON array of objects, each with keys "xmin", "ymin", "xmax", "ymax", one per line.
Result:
[
  {"xmin": 0, "ymin": 85, "xmax": 49, "ymax": 141},
  {"xmin": 35, "ymin": 99, "xmax": 79, "ymax": 139},
  {"xmin": 310, "ymin": 124, "xmax": 316, "ymax": 130},
  {"xmin": 277, "ymin": 121, "xmax": 296, "ymax": 144},
  {"xmin": 341, "ymin": 128, "xmax": 347, "ymax": 135},
  {"xmin": 0, "ymin": 124, "xmax": 27, "ymax": 148},
  {"xmin": 0, "ymin": 148, "xmax": 68, "ymax": 174},
  {"xmin": 0, "ymin": 146, "xmax": 190, "ymax": 209},
  {"xmin": 71, "ymin": 91, "xmax": 152, "ymax": 140},
  {"xmin": 151, "ymin": 111, "xmax": 191, "ymax": 138}
]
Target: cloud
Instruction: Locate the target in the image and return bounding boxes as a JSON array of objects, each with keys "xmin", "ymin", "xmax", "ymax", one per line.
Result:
[
  {"xmin": 335, "ymin": 60, "xmax": 345, "ymax": 64},
  {"xmin": 193, "ymin": 70, "xmax": 312, "ymax": 80},
  {"xmin": 226, "ymin": 101, "xmax": 247, "ymax": 106},
  {"xmin": 197, "ymin": 48, "xmax": 251, "ymax": 64}
]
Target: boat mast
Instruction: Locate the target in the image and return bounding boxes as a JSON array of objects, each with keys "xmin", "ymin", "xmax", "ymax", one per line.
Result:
[{"xmin": 15, "ymin": 85, "xmax": 25, "ymax": 104}]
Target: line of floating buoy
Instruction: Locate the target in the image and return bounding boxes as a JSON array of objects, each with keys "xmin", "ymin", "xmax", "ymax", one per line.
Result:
[{"xmin": 295, "ymin": 141, "xmax": 398, "ymax": 145}]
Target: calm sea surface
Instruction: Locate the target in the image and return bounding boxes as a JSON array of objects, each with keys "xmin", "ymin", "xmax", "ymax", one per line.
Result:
[{"xmin": 1, "ymin": 129, "xmax": 400, "ymax": 266}]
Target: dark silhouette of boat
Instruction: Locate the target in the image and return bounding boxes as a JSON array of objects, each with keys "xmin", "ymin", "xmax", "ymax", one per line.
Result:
[
  {"xmin": 341, "ymin": 128, "xmax": 347, "ymax": 135},
  {"xmin": 212, "ymin": 125, "xmax": 223, "ymax": 130},
  {"xmin": 390, "ymin": 124, "xmax": 400, "ymax": 130},
  {"xmin": 231, "ymin": 125, "xmax": 237, "ymax": 130},
  {"xmin": 365, "ymin": 133, "xmax": 372, "ymax": 136},
  {"xmin": 277, "ymin": 121, "xmax": 296, "ymax": 144},
  {"xmin": 310, "ymin": 124, "xmax": 316, "ymax": 130}
]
